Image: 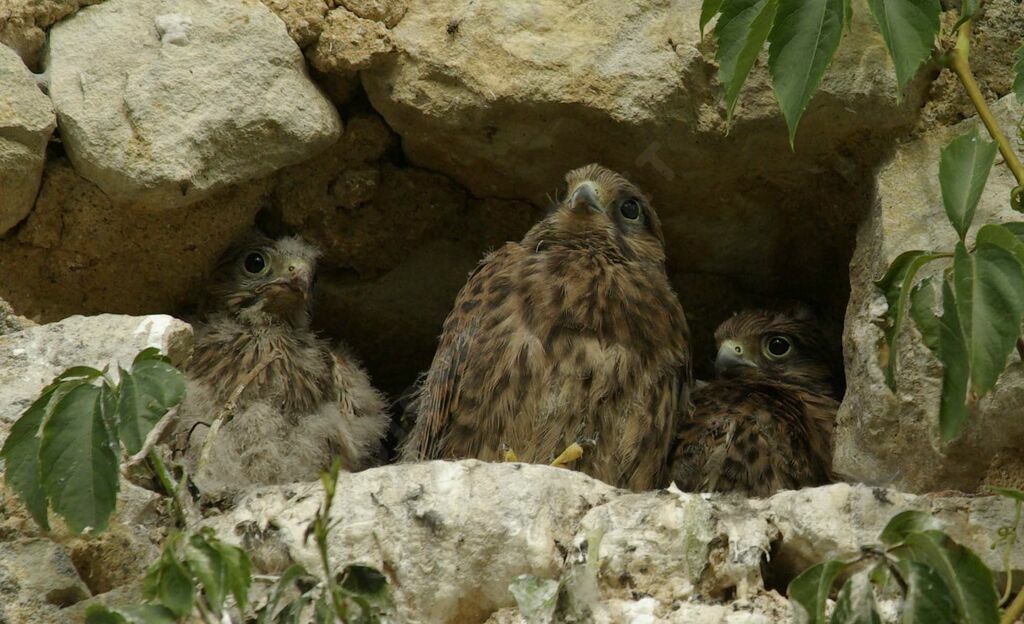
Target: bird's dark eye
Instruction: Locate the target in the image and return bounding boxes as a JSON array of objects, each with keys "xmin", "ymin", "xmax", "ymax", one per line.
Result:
[
  {"xmin": 243, "ymin": 252, "xmax": 267, "ymax": 275},
  {"xmin": 620, "ymin": 199, "xmax": 641, "ymax": 221},
  {"xmin": 764, "ymin": 336, "xmax": 792, "ymax": 359}
]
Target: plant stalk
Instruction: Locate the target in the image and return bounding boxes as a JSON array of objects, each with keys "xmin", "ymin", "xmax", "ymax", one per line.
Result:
[
  {"xmin": 948, "ymin": 20, "xmax": 1024, "ymax": 187},
  {"xmin": 148, "ymin": 449, "xmax": 188, "ymax": 527},
  {"xmin": 1003, "ymin": 587, "xmax": 1024, "ymax": 624}
]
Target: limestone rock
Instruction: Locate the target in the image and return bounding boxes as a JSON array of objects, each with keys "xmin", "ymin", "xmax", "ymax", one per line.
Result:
[
  {"xmin": 0, "ymin": 313, "xmax": 193, "ymax": 428},
  {"xmin": 46, "ymin": 0, "xmax": 341, "ymax": 208},
  {"xmin": 309, "ymin": 6, "xmax": 394, "ymax": 74},
  {"xmin": 835, "ymin": 96, "xmax": 1024, "ymax": 493},
  {"xmin": 0, "ymin": 538, "xmax": 90, "ymax": 624},
  {"xmin": 258, "ymin": 0, "xmax": 328, "ymax": 48},
  {"xmin": 0, "ymin": 43, "xmax": 56, "ymax": 235},
  {"xmin": 335, "ymin": 0, "xmax": 406, "ymax": 28}
]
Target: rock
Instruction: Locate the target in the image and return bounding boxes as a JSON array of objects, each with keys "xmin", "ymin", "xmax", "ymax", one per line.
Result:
[
  {"xmin": 0, "ymin": 159, "xmax": 266, "ymax": 322},
  {"xmin": 258, "ymin": 0, "xmax": 328, "ymax": 48},
  {"xmin": 46, "ymin": 0, "xmax": 341, "ymax": 208},
  {"xmin": 0, "ymin": 0, "xmax": 101, "ymax": 70},
  {"xmin": 0, "ymin": 43, "xmax": 56, "ymax": 235},
  {"xmin": 835, "ymin": 96, "xmax": 1024, "ymax": 493},
  {"xmin": 335, "ymin": 0, "xmax": 406, "ymax": 28},
  {"xmin": 309, "ymin": 6, "xmax": 394, "ymax": 74},
  {"xmin": 0, "ymin": 538, "xmax": 91, "ymax": 624},
  {"xmin": 0, "ymin": 298, "xmax": 30, "ymax": 335},
  {"xmin": 203, "ymin": 463, "xmax": 1023, "ymax": 623},
  {"xmin": 0, "ymin": 313, "xmax": 193, "ymax": 428}
]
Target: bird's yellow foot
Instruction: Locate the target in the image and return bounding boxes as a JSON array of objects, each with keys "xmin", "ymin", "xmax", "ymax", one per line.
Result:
[
  {"xmin": 501, "ymin": 444, "xmax": 518, "ymax": 462},
  {"xmin": 550, "ymin": 442, "xmax": 584, "ymax": 468}
]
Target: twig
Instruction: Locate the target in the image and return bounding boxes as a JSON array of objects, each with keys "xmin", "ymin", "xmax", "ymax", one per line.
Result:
[
  {"xmin": 948, "ymin": 20, "xmax": 1024, "ymax": 187},
  {"xmin": 148, "ymin": 450, "xmax": 191, "ymax": 528},
  {"xmin": 196, "ymin": 354, "xmax": 280, "ymax": 474},
  {"xmin": 123, "ymin": 407, "xmax": 178, "ymax": 470},
  {"xmin": 1002, "ymin": 588, "xmax": 1024, "ymax": 624}
]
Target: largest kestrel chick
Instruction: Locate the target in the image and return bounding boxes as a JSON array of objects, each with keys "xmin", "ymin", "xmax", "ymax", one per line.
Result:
[
  {"xmin": 669, "ymin": 307, "xmax": 839, "ymax": 497},
  {"xmin": 400, "ymin": 164, "xmax": 693, "ymax": 491},
  {"xmin": 168, "ymin": 234, "xmax": 389, "ymax": 496}
]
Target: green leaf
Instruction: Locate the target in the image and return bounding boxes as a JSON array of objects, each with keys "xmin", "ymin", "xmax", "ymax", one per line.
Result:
[
  {"xmin": 939, "ymin": 128, "xmax": 998, "ymax": 241},
  {"xmin": 892, "ymin": 530, "xmax": 1000, "ymax": 624},
  {"xmin": 185, "ymin": 532, "xmax": 229, "ymax": 614},
  {"xmin": 910, "ymin": 277, "xmax": 941, "ymax": 353},
  {"xmin": 275, "ymin": 595, "xmax": 313, "ymax": 624},
  {"xmin": 976, "ymin": 223, "xmax": 1024, "ymax": 265},
  {"xmin": 788, "ymin": 560, "xmax": 847, "ymax": 624},
  {"xmin": 84, "ymin": 604, "xmax": 178, "ymax": 624},
  {"xmin": 831, "ymin": 571, "xmax": 881, "ymax": 624},
  {"xmin": 213, "ymin": 537, "xmax": 252, "ymax": 611},
  {"xmin": 899, "ymin": 561, "xmax": 956, "ymax": 623},
  {"xmin": 143, "ymin": 534, "xmax": 196, "ymax": 618},
  {"xmin": 865, "ymin": 0, "xmax": 940, "ymax": 90},
  {"xmin": 951, "ymin": 0, "xmax": 979, "ymax": 33},
  {"xmin": 0, "ymin": 384, "xmax": 60, "ymax": 530},
  {"xmin": 54, "ymin": 367, "xmax": 105, "ymax": 383},
  {"xmin": 880, "ymin": 510, "xmax": 943, "ymax": 545},
  {"xmin": 953, "ymin": 241, "xmax": 1024, "ymax": 397},
  {"xmin": 713, "ymin": 0, "xmax": 779, "ymax": 124},
  {"xmin": 339, "ymin": 564, "xmax": 392, "ymax": 614},
  {"xmin": 991, "ymin": 487, "xmax": 1024, "ymax": 503},
  {"xmin": 118, "ymin": 356, "xmax": 185, "ymax": 455},
  {"xmin": 256, "ymin": 564, "xmax": 311, "ymax": 624},
  {"xmin": 700, "ymin": 0, "xmax": 725, "ymax": 35},
  {"xmin": 767, "ymin": 0, "xmax": 846, "ymax": 145},
  {"xmin": 874, "ymin": 251, "xmax": 951, "ymax": 391},
  {"xmin": 39, "ymin": 383, "xmax": 119, "ymax": 534},
  {"xmin": 313, "ymin": 594, "xmax": 334, "ymax": 624},
  {"xmin": 509, "ymin": 574, "xmax": 560, "ymax": 624},
  {"xmin": 1013, "ymin": 45, "xmax": 1024, "ymax": 103}
]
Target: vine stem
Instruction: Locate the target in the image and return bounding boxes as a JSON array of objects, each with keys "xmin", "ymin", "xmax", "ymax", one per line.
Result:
[
  {"xmin": 1003, "ymin": 588, "xmax": 1024, "ymax": 624},
  {"xmin": 948, "ymin": 19, "xmax": 1024, "ymax": 187}
]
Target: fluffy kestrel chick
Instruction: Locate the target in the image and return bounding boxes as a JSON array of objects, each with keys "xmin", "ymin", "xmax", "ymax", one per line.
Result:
[
  {"xmin": 669, "ymin": 307, "xmax": 839, "ymax": 497},
  {"xmin": 169, "ymin": 234, "xmax": 389, "ymax": 496},
  {"xmin": 400, "ymin": 164, "xmax": 692, "ymax": 491}
]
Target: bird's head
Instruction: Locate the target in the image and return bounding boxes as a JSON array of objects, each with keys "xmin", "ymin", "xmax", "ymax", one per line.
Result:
[
  {"xmin": 206, "ymin": 234, "xmax": 321, "ymax": 328},
  {"xmin": 547, "ymin": 164, "xmax": 666, "ymax": 263},
  {"xmin": 713, "ymin": 306, "xmax": 835, "ymax": 397}
]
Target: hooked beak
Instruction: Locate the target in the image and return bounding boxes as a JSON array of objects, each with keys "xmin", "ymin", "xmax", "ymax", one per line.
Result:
[
  {"xmin": 569, "ymin": 181, "xmax": 604, "ymax": 215},
  {"xmin": 715, "ymin": 340, "xmax": 757, "ymax": 378},
  {"xmin": 256, "ymin": 260, "xmax": 314, "ymax": 300}
]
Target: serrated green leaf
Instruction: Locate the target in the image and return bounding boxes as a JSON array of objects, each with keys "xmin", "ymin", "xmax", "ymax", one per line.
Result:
[
  {"xmin": 1013, "ymin": 45, "xmax": 1024, "ymax": 102},
  {"xmin": 937, "ymin": 278, "xmax": 971, "ymax": 441},
  {"xmin": 132, "ymin": 347, "xmax": 172, "ymax": 365},
  {"xmin": 953, "ymin": 241, "xmax": 1024, "ymax": 398},
  {"xmin": 85, "ymin": 604, "xmax": 178, "ymax": 624},
  {"xmin": 767, "ymin": 0, "xmax": 845, "ymax": 145},
  {"xmin": 213, "ymin": 536, "xmax": 252, "ymax": 611},
  {"xmin": 874, "ymin": 251, "xmax": 951, "ymax": 391},
  {"xmin": 118, "ymin": 357, "xmax": 185, "ymax": 455},
  {"xmin": 899, "ymin": 561, "xmax": 956, "ymax": 623},
  {"xmin": 910, "ymin": 276, "xmax": 941, "ymax": 353},
  {"xmin": 831, "ymin": 570, "xmax": 881, "ymax": 624},
  {"xmin": 509, "ymin": 574, "xmax": 560, "ymax": 624},
  {"xmin": 940, "ymin": 129, "xmax": 998, "ymax": 241},
  {"xmin": 0, "ymin": 384, "xmax": 61, "ymax": 530},
  {"xmin": 788, "ymin": 560, "xmax": 847, "ymax": 624},
  {"xmin": 713, "ymin": 0, "xmax": 780, "ymax": 123},
  {"xmin": 865, "ymin": 0, "xmax": 940, "ymax": 90},
  {"xmin": 39, "ymin": 383, "xmax": 119, "ymax": 534},
  {"xmin": 892, "ymin": 530, "xmax": 1000, "ymax": 624},
  {"xmin": 143, "ymin": 534, "xmax": 195, "ymax": 618},
  {"xmin": 880, "ymin": 510, "xmax": 943, "ymax": 545},
  {"xmin": 185, "ymin": 532, "xmax": 230, "ymax": 614},
  {"xmin": 700, "ymin": 0, "xmax": 725, "ymax": 35},
  {"xmin": 54, "ymin": 367, "xmax": 105, "ymax": 383}
]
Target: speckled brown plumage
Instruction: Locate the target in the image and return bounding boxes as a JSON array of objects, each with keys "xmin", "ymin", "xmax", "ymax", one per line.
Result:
[
  {"xmin": 400, "ymin": 164, "xmax": 692, "ymax": 491},
  {"xmin": 168, "ymin": 234, "xmax": 389, "ymax": 495},
  {"xmin": 669, "ymin": 307, "xmax": 838, "ymax": 497}
]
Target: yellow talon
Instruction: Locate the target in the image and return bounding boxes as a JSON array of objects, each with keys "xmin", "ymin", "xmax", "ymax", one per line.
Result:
[
  {"xmin": 503, "ymin": 447, "xmax": 518, "ymax": 462},
  {"xmin": 550, "ymin": 442, "xmax": 584, "ymax": 468}
]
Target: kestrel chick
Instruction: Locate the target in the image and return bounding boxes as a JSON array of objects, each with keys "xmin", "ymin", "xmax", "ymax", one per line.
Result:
[
  {"xmin": 669, "ymin": 307, "xmax": 839, "ymax": 497},
  {"xmin": 400, "ymin": 164, "xmax": 693, "ymax": 491},
  {"xmin": 169, "ymin": 234, "xmax": 389, "ymax": 496}
]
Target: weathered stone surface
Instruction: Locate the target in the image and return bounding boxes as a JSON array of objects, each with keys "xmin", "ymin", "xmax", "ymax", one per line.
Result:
[
  {"xmin": 203, "ymin": 463, "xmax": 1023, "ymax": 623},
  {"xmin": 335, "ymin": 0, "xmax": 406, "ymax": 28},
  {"xmin": 0, "ymin": 538, "xmax": 90, "ymax": 624},
  {"xmin": 258, "ymin": 0, "xmax": 328, "ymax": 48},
  {"xmin": 0, "ymin": 43, "xmax": 56, "ymax": 235},
  {"xmin": 836, "ymin": 97, "xmax": 1024, "ymax": 493},
  {"xmin": 0, "ymin": 159, "xmax": 266, "ymax": 322},
  {"xmin": 0, "ymin": 0, "xmax": 105, "ymax": 69},
  {"xmin": 0, "ymin": 297, "xmax": 30, "ymax": 335},
  {"xmin": 46, "ymin": 0, "xmax": 341, "ymax": 207},
  {"xmin": 0, "ymin": 313, "xmax": 193, "ymax": 427},
  {"xmin": 309, "ymin": 6, "xmax": 394, "ymax": 74}
]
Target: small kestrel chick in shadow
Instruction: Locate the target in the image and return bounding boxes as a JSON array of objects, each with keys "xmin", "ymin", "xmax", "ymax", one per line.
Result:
[
  {"xmin": 168, "ymin": 233, "xmax": 389, "ymax": 497},
  {"xmin": 669, "ymin": 306, "xmax": 839, "ymax": 497},
  {"xmin": 400, "ymin": 164, "xmax": 693, "ymax": 491}
]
